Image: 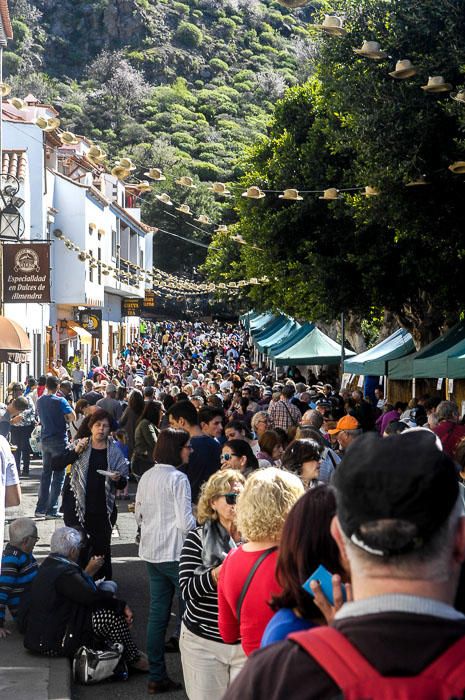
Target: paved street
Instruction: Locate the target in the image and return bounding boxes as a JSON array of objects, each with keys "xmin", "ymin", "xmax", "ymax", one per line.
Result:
[{"xmin": 4, "ymin": 460, "xmax": 187, "ymax": 700}]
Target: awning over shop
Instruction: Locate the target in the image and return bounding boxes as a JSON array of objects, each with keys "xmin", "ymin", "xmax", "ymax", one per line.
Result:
[
  {"xmin": 344, "ymin": 328, "xmax": 415, "ymax": 377},
  {"xmin": 387, "ymin": 322, "xmax": 465, "ymax": 379},
  {"xmin": 240, "ymin": 310, "xmax": 261, "ymax": 328},
  {"xmin": 271, "ymin": 325, "xmax": 355, "ymax": 367},
  {"xmin": 0, "ymin": 316, "xmax": 31, "ymax": 363},
  {"xmin": 255, "ymin": 318, "xmax": 300, "ymax": 353},
  {"xmin": 67, "ymin": 321, "xmax": 92, "ymax": 345}
]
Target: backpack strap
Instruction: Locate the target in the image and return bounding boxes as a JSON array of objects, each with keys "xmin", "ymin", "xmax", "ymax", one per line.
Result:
[
  {"xmin": 289, "ymin": 626, "xmax": 381, "ymax": 689},
  {"xmin": 420, "ymin": 635, "xmax": 465, "ymax": 685}
]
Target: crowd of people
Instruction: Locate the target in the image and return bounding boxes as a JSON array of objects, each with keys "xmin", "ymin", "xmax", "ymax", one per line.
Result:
[{"xmin": 2, "ymin": 319, "xmax": 465, "ymax": 697}]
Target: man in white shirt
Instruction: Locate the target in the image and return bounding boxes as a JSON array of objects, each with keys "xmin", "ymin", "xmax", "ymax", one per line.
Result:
[
  {"xmin": 71, "ymin": 362, "xmax": 85, "ymax": 401},
  {"xmin": 55, "ymin": 359, "xmax": 68, "ymax": 380},
  {"xmin": 0, "ymin": 436, "xmax": 21, "ymax": 573}
]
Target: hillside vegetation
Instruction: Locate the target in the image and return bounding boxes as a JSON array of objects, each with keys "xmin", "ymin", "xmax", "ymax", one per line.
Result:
[{"xmin": 7, "ymin": 0, "xmax": 314, "ymax": 182}]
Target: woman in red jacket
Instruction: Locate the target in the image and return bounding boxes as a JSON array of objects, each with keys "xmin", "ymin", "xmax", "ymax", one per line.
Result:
[{"xmin": 217, "ymin": 467, "xmax": 304, "ymax": 655}]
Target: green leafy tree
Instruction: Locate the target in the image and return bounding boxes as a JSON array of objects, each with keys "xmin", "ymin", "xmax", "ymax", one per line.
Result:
[{"xmin": 206, "ymin": 0, "xmax": 465, "ymax": 347}]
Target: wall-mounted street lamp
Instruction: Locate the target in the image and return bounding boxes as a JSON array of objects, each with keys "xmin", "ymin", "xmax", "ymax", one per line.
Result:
[{"xmin": 0, "ymin": 175, "xmax": 25, "ymax": 240}]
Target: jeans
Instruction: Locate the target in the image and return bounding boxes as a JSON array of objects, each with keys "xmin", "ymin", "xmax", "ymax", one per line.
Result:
[
  {"xmin": 35, "ymin": 436, "xmax": 67, "ymax": 515},
  {"xmin": 146, "ymin": 561, "xmax": 180, "ymax": 682},
  {"xmin": 72, "ymin": 384, "xmax": 82, "ymax": 402},
  {"xmin": 10, "ymin": 424, "xmax": 34, "ymax": 473}
]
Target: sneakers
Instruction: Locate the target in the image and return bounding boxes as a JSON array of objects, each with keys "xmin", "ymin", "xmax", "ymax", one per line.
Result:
[
  {"xmin": 34, "ymin": 511, "xmax": 46, "ymax": 519},
  {"xmin": 147, "ymin": 678, "xmax": 182, "ymax": 694}
]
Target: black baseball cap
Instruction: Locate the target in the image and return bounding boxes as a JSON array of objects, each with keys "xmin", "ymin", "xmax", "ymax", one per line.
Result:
[{"xmin": 334, "ymin": 432, "xmax": 459, "ymax": 557}]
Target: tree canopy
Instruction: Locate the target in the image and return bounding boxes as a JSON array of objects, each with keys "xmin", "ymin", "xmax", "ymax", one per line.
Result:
[{"xmin": 205, "ymin": 0, "xmax": 465, "ymax": 347}]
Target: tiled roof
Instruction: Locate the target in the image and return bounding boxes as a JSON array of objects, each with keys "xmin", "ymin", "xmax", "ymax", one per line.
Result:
[{"xmin": 2, "ymin": 150, "xmax": 28, "ymax": 181}]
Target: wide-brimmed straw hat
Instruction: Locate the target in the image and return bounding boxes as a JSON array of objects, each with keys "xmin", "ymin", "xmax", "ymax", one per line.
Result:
[
  {"xmin": 276, "ymin": 0, "xmax": 308, "ymax": 7},
  {"xmin": 363, "ymin": 186, "xmax": 380, "ymax": 197},
  {"xmin": 135, "ymin": 181, "xmax": 151, "ymax": 193},
  {"xmin": 60, "ymin": 131, "xmax": 79, "ymax": 145},
  {"xmin": 35, "ymin": 116, "xmax": 48, "ymax": 129},
  {"xmin": 155, "ymin": 193, "xmax": 173, "ymax": 205},
  {"xmin": 451, "ymin": 90, "xmax": 465, "ymax": 104},
  {"xmin": 88, "ymin": 145, "xmax": 106, "ymax": 161},
  {"xmin": 10, "ymin": 97, "xmax": 25, "ymax": 110},
  {"xmin": 209, "ymin": 182, "xmax": 231, "ymax": 196},
  {"xmin": 421, "ymin": 76, "xmax": 452, "ymax": 93},
  {"xmin": 279, "ymin": 188, "xmax": 303, "ymax": 201},
  {"xmin": 0, "ymin": 83, "xmax": 11, "ymax": 97},
  {"xmin": 145, "ymin": 168, "xmax": 166, "ymax": 181},
  {"xmin": 319, "ymin": 187, "xmax": 340, "ymax": 200},
  {"xmin": 176, "ymin": 176, "xmax": 196, "ymax": 188},
  {"xmin": 176, "ymin": 203, "xmax": 193, "ymax": 215},
  {"xmin": 313, "ymin": 15, "xmax": 346, "ymax": 37},
  {"xmin": 115, "ymin": 157, "xmax": 136, "ymax": 171},
  {"xmin": 353, "ymin": 40, "xmax": 387, "ymax": 60},
  {"xmin": 405, "ymin": 175, "xmax": 430, "ymax": 187},
  {"xmin": 45, "ymin": 117, "xmax": 61, "ymax": 131},
  {"xmin": 448, "ymin": 161, "xmax": 465, "ymax": 174},
  {"xmin": 215, "ymin": 225, "xmax": 228, "ymax": 233},
  {"xmin": 194, "ymin": 214, "xmax": 212, "ymax": 224},
  {"xmin": 111, "ymin": 165, "xmax": 130, "ymax": 180},
  {"xmin": 389, "ymin": 59, "xmax": 417, "ymax": 79},
  {"xmin": 242, "ymin": 186, "xmax": 265, "ymax": 199}
]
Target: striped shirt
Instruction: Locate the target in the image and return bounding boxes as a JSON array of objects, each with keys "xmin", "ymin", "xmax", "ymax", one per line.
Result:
[
  {"xmin": 0, "ymin": 543, "xmax": 38, "ymax": 626},
  {"xmin": 179, "ymin": 526, "xmax": 226, "ymax": 642}
]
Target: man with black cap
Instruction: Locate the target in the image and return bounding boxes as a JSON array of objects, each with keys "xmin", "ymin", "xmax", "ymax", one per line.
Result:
[{"xmin": 223, "ymin": 432, "xmax": 465, "ymax": 699}]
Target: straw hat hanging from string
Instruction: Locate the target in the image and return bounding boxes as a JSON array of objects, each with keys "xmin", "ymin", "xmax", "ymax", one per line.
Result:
[
  {"xmin": 363, "ymin": 186, "xmax": 380, "ymax": 197},
  {"xmin": 155, "ymin": 192, "xmax": 173, "ymax": 205},
  {"xmin": 0, "ymin": 83, "xmax": 11, "ymax": 97},
  {"xmin": 88, "ymin": 145, "xmax": 106, "ymax": 162},
  {"xmin": 115, "ymin": 157, "xmax": 136, "ymax": 171},
  {"xmin": 276, "ymin": 0, "xmax": 308, "ymax": 7},
  {"xmin": 10, "ymin": 97, "xmax": 26, "ymax": 110},
  {"xmin": 313, "ymin": 15, "xmax": 346, "ymax": 37},
  {"xmin": 389, "ymin": 59, "xmax": 417, "ymax": 79},
  {"xmin": 448, "ymin": 161, "xmax": 465, "ymax": 174},
  {"xmin": 145, "ymin": 168, "xmax": 166, "ymax": 181},
  {"xmin": 111, "ymin": 165, "xmax": 130, "ymax": 180},
  {"xmin": 209, "ymin": 182, "xmax": 231, "ymax": 196},
  {"xmin": 421, "ymin": 76, "xmax": 453, "ymax": 93},
  {"xmin": 279, "ymin": 188, "xmax": 304, "ymax": 201},
  {"xmin": 405, "ymin": 175, "xmax": 430, "ymax": 187},
  {"xmin": 35, "ymin": 116, "xmax": 48, "ymax": 129},
  {"xmin": 135, "ymin": 181, "xmax": 151, "ymax": 193},
  {"xmin": 242, "ymin": 186, "xmax": 265, "ymax": 199},
  {"xmin": 319, "ymin": 188, "xmax": 341, "ymax": 200},
  {"xmin": 176, "ymin": 204, "xmax": 193, "ymax": 215},
  {"xmin": 353, "ymin": 41, "xmax": 387, "ymax": 60},
  {"xmin": 194, "ymin": 214, "xmax": 212, "ymax": 225},
  {"xmin": 176, "ymin": 176, "xmax": 196, "ymax": 188},
  {"xmin": 451, "ymin": 90, "xmax": 465, "ymax": 104},
  {"xmin": 60, "ymin": 131, "xmax": 79, "ymax": 145},
  {"xmin": 215, "ymin": 225, "xmax": 228, "ymax": 233}
]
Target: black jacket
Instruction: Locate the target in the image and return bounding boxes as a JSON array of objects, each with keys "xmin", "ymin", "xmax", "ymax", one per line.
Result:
[{"xmin": 23, "ymin": 555, "xmax": 125, "ymax": 656}]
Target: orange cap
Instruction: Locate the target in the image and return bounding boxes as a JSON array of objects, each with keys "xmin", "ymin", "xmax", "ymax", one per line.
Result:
[{"xmin": 327, "ymin": 415, "xmax": 360, "ymax": 435}]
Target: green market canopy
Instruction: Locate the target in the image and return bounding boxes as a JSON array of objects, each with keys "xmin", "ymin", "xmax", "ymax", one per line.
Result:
[
  {"xmin": 249, "ymin": 313, "xmax": 276, "ymax": 335},
  {"xmin": 255, "ymin": 318, "xmax": 301, "ymax": 353},
  {"xmin": 270, "ymin": 325, "xmax": 355, "ymax": 367},
  {"xmin": 267, "ymin": 322, "xmax": 315, "ymax": 357},
  {"xmin": 344, "ymin": 328, "xmax": 414, "ymax": 377},
  {"xmin": 388, "ymin": 322, "xmax": 465, "ymax": 379}
]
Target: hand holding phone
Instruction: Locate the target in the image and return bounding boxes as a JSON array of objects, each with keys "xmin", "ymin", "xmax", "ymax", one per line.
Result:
[{"xmin": 302, "ymin": 565, "xmax": 351, "ymax": 624}]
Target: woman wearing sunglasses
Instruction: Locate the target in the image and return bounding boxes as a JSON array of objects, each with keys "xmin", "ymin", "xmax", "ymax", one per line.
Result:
[
  {"xmin": 220, "ymin": 440, "xmax": 259, "ymax": 477},
  {"xmin": 179, "ymin": 469, "xmax": 245, "ymax": 699}
]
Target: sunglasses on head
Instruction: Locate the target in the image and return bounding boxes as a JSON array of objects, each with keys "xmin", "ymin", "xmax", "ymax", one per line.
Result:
[
  {"xmin": 221, "ymin": 492, "xmax": 238, "ymax": 505},
  {"xmin": 221, "ymin": 452, "xmax": 238, "ymax": 461}
]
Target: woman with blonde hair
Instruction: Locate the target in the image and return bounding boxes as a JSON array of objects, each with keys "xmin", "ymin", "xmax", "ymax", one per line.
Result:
[
  {"xmin": 218, "ymin": 467, "xmax": 304, "ymax": 656},
  {"xmin": 179, "ymin": 469, "xmax": 246, "ymax": 699}
]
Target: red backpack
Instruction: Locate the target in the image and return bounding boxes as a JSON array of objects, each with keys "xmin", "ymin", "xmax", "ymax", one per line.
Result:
[{"xmin": 289, "ymin": 626, "xmax": 465, "ymax": 699}]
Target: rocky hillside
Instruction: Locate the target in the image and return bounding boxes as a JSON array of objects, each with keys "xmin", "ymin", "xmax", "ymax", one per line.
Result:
[{"xmin": 7, "ymin": 0, "xmax": 315, "ymax": 181}]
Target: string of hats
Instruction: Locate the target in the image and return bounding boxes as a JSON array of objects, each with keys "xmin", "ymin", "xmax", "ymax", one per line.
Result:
[{"xmin": 52, "ymin": 229, "xmax": 264, "ymax": 299}]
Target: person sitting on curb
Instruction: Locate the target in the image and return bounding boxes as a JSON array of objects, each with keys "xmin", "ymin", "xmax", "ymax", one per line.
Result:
[
  {"xmin": 0, "ymin": 517, "xmax": 39, "ymax": 638},
  {"xmin": 223, "ymin": 431, "xmax": 465, "ymax": 699}
]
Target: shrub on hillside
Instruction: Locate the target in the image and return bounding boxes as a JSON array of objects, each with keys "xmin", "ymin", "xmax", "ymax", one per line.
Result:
[{"xmin": 176, "ymin": 21, "xmax": 204, "ymax": 48}]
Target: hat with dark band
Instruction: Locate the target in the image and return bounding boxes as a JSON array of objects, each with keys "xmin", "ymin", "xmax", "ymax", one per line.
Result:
[{"xmin": 334, "ymin": 432, "xmax": 458, "ymax": 557}]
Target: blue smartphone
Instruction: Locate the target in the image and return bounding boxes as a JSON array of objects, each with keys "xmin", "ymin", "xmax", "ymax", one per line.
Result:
[{"xmin": 302, "ymin": 564, "xmax": 346, "ymax": 606}]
